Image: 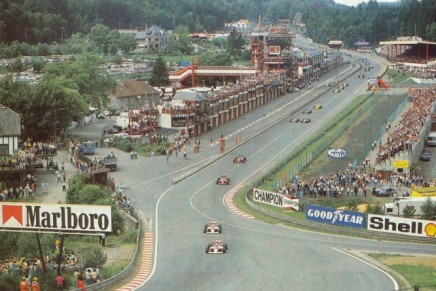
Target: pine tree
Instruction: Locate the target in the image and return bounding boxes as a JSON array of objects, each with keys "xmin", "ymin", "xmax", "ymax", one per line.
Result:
[{"xmin": 148, "ymin": 56, "xmax": 170, "ymax": 87}]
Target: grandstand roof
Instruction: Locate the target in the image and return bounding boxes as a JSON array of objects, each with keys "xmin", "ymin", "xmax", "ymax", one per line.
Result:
[{"xmin": 379, "ymin": 40, "xmax": 436, "ymax": 46}]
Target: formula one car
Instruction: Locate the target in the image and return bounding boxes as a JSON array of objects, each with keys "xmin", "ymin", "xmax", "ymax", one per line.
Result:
[
  {"xmin": 204, "ymin": 221, "xmax": 222, "ymax": 234},
  {"xmin": 233, "ymin": 155, "xmax": 247, "ymax": 163},
  {"xmin": 216, "ymin": 176, "xmax": 230, "ymax": 185},
  {"xmin": 289, "ymin": 118, "xmax": 300, "ymax": 123},
  {"xmin": 300, "ymin": 118, "xmax": 311, "ymax": 123},
  {"xmin": 313, "ymin": 104, "xmax": 322, "ymax": 110},
  {"xmin": 206, "ymin": 240, "xmax": 228, "ymax": 254},
  {"xmin": 302, "ymin": 109, "xmax": 313, "ymax": 114}
]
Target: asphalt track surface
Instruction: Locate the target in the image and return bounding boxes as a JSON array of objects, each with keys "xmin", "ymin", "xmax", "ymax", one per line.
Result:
[{"xmin": 72, "ymin": 51, "xmax": 436, "ymax": 291}]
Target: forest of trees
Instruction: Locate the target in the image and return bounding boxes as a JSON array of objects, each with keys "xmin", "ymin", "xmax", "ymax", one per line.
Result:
[{"xmin": 0, "ymin": 0, "xmax": 435, "ymax": 48}]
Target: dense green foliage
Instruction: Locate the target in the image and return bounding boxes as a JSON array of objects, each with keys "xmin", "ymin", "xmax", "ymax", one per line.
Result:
[
  {"xmin": 148, "ymin": 56, "xmax": 170, "ymax": 87},
  {"xmin": 420, "ymin": 198, "xmax": 436, "ymax": 220},
  {"xmin": 0, "ymin": 0, "xmax": 435, "ymax": 48},
  {"xmin": 66, "ymin": 174, "xmax": 125, "ymax": 234},
  {"xmin": 0, "ymin": 53, "xmax": 115, "ymax": 140}
]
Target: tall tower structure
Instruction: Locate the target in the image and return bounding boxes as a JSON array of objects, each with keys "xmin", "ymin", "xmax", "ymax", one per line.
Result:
[{"xmin": 250, "ymin": 19, "xmax": 294, "ymax": 73}]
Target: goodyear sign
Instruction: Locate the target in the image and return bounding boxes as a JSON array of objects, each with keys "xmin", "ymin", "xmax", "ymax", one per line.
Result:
[
  {"xmin": 411, "ymin": 187, "xmax": 436, "ymax": 197},
  {"xmin": 368, "ymin": 214, "xmax": 436, "ymax": 238},
  {"xmin": 0, "ymin": 202, "xmax": 112, "ymax": 234},
  {"xmin": 306, "ymin": 205, "xmax": 366, "ymax": 228},
  {"xmin": 253, "ymin": 188, "xmax": 299, "ymax": 211},
  {"xmin": 393, "ymin": 160, "xmax": 409, "ymax": 169}
]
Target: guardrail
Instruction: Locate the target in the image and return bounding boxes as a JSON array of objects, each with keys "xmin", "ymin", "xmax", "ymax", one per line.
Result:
[{"xmin": 73, "ymin": 209, "xmax": 142, "ymax": 291}]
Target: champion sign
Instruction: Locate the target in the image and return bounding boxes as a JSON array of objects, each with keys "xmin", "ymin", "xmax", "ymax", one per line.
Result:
[
  {"xmin": 0, "ymin": 202, "xmax": 112, "ymax": 234},
  {"xmin": 367, "ymin": 214, "xmax": 436, "ymax": 238},
  {"xmin": 306, "ymin": 205, "xmax": 366, "ymax": 228},
  {"xmin": 253, "ymin": 188, "xmax": 299, "ymax": 211},
  {"xmin": 327, "ymin": 147, "xmax": 347, "ymax": 159}
]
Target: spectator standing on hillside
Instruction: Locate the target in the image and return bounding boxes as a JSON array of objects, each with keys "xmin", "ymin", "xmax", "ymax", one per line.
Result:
[
  {"xmin": 76, "ymin": 273, "xmax": 86, "ymax": 290},
  {"xmin": 19, "ymin": 277, "xmax": 28, "ymax": 291},
  {"xmin": 56, "ymin": 273, "xmax": 65, "ymax": 291},
  {"xmin": 31, "ymin": 277, "xmax": 40, "ymax": 291}
]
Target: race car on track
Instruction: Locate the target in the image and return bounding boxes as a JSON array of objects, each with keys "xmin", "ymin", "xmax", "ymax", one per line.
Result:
[
  {"xmin": 216, "ymin": 176, "xmax": 230, "ymax": 185},
  {"xmin": 300, "ymin": 118, "xmax": 311, "ymax": 123},
  {"xmin": 233, "ymin": 155, "xmax": 247, "ymax": 163},
  {"xmin": 290, "ymin": 118, "xmax": 300, "ymax": 123},
  {"xmin": 313, "ymin": 104, "xmax": 322, "ymax": 110},
  {"xmin": 204, "ymin": 221, "xmax": 222, "ymax": 234},
  {"xmin": 302, "ymin": 109, "xmax": 312, "ymax": 114},
  {"xmin": 206, "ymin": 240, "xmax": 228, "ymax": 254}
]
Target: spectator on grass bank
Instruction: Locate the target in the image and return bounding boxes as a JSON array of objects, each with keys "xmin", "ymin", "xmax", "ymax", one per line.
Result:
[
  {"xmin": 56, "ymin": 273, "xmax": 65, "ymax": 290},
  {"xmin": 19, "ymin": 277, "xmax": 29, "ymax": 291},
  {"xmin": 31, "ymin": 277, "xmax": 40, "ymax": 291},
  {"xmin": 76, "ymin": 273, "xmax": 86, "ymax": 290}
]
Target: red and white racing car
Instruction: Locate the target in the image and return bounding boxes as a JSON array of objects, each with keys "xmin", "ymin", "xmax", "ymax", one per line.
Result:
[
  {"xmin": 216, "ymin": 176, "xmax": 230, "ymax": 185},
  {"xmin": 204, "ymin": 221, "xmax": 222, "ymax": 234},
  {"xmin": 206, "ymin": 240, "xmax": 228, "ymax": 254},
  {"xmin": 233, "ymin": 155, "xmax": 247, "ymax": 163}
]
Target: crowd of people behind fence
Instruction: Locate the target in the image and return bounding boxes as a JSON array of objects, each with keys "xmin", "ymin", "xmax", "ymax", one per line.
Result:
[
  {"xmin": 375, "ymin": 87, "xmax": 435, "ymax": 164},
  {"xmin": 0, "ymin": 246, "xmax": 80, "ymax": 278},
  {"xmin": 395, "ymin": 63, "xmax": 436, "ymax": 80},
  {"xmin": 0, "ymin": 139, "xmax": 59, "ymax": 198},
  {"xmin": 279, "ymin": 164, "xmax": 427, "ymax": 199}
]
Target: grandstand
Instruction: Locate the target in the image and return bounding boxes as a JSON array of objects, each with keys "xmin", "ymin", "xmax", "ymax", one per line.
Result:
[{"xmin": 379, "ymin": 36, "xmax": 436, "ymax": 82}]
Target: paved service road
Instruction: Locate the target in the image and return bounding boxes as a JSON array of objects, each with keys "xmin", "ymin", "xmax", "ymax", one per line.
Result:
[{"xmin": 104, "ymin": 53, "xmax": 436, "ymax": 291}]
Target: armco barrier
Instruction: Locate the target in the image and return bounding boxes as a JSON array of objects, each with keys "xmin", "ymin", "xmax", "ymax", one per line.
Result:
[
  {"xmin": 244, "ymin": 189, "xmax": 434, "ymax": 244},
  {"xmin": 73, "ymin": 210, "xmax": 142, "ymax": 291}
]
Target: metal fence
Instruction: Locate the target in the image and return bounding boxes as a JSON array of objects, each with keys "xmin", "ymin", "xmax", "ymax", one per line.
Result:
[{"xmin": 73, "ymin": 209, "xmax": 142, "ymax": 291}]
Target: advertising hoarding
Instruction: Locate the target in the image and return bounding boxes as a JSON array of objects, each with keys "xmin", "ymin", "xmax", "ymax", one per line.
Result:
[
  {"xmin": 268, "ymin": 46, "xmax": 281, "ymax": 56},
  {"xmin": 306, "ymin": 205, "xmax": 366, "ymax": 228},
  {"xmin": 253, "ymin": 188, "xmax": 299, "ymax": 211},
  {"xmin": 0, "ymin": 202, "xmax": 112, "ymax": 234},
  {"xmin": 367, "ymin": 214, "xmax": 436, "ymax": 238}
]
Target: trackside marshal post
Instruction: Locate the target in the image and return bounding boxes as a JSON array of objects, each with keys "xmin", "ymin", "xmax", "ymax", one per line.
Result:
[{"xmin": 0, "ymin": 202, "xmax": 112, "ymax": 234}]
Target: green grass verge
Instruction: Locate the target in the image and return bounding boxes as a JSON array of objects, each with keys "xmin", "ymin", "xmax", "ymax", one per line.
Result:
[
  {"xmin": 384, "ymin": 69, "xmax": 416, "ymax": 85},
  {"xmin": 368, "ymin": 253, "xmax": 436, "ymax": 290}
]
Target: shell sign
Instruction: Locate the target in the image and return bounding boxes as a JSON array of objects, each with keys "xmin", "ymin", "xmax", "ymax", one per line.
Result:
[{"xmin": 368, "ymin": 214, "xmax": 435, "ymax": 238}]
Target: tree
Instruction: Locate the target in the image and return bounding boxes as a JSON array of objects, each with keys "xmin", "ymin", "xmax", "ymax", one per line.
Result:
[
  {"xmin": 118, "ymin": 34, "xmax": 137, "ymax": 55},
  {"xmin": 30, "ymin": 76, "xmax": 88, "ymax": 139},
  {"xmin": 89, "ymin": 24, "xmax": 111, "ymax": 54},
  {"xmin": 402, "ymin": 205, "xmax": 415, "ymax": 218},
  {"xmin": 170, "ymin": 25, "xmax": 193, "ymax": 57},
  {"xmin": 420, "ymin": 198, "xmax": 436, "ymax": 220},
  {"xmin": 43, "ymin": 53, "xmax": 116, "ymax": 108},
  {"xmin": 226, "ymin": 28, "xmax": 244, "ymax": 57},
  {"xmin": 148, "ymin": 56, "xmax": 170, "ymax": 87},
  {"xmin": 200, "ymin": 52, "xmax": 232, "ymax": 66}
]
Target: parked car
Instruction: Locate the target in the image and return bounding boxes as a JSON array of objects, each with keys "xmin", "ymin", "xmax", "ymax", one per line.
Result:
[
  {"xmin": 290, "ymin": 118, "xmax": 300, "ymax": 123},
  {"xmin": 313, "ymin": 104, "xmax": 322, "ymax": 110},
  {"xmin": 300, "ymin": 118, "xmax": 311, "ymax": 123},
  {"xmin": 373, "ymin": 186, "xmax": 397, "ymax": 197},
  {"xmin": 420, "ymin": 149, "xmax": 431, "ymax": 161},
  {"xmin": 302, "ymin": 109, "xmax": 312, "ymax": 114},
  {"xmin": 35, "ymin": 159, "xmax": 44, "ymax": 168}
]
